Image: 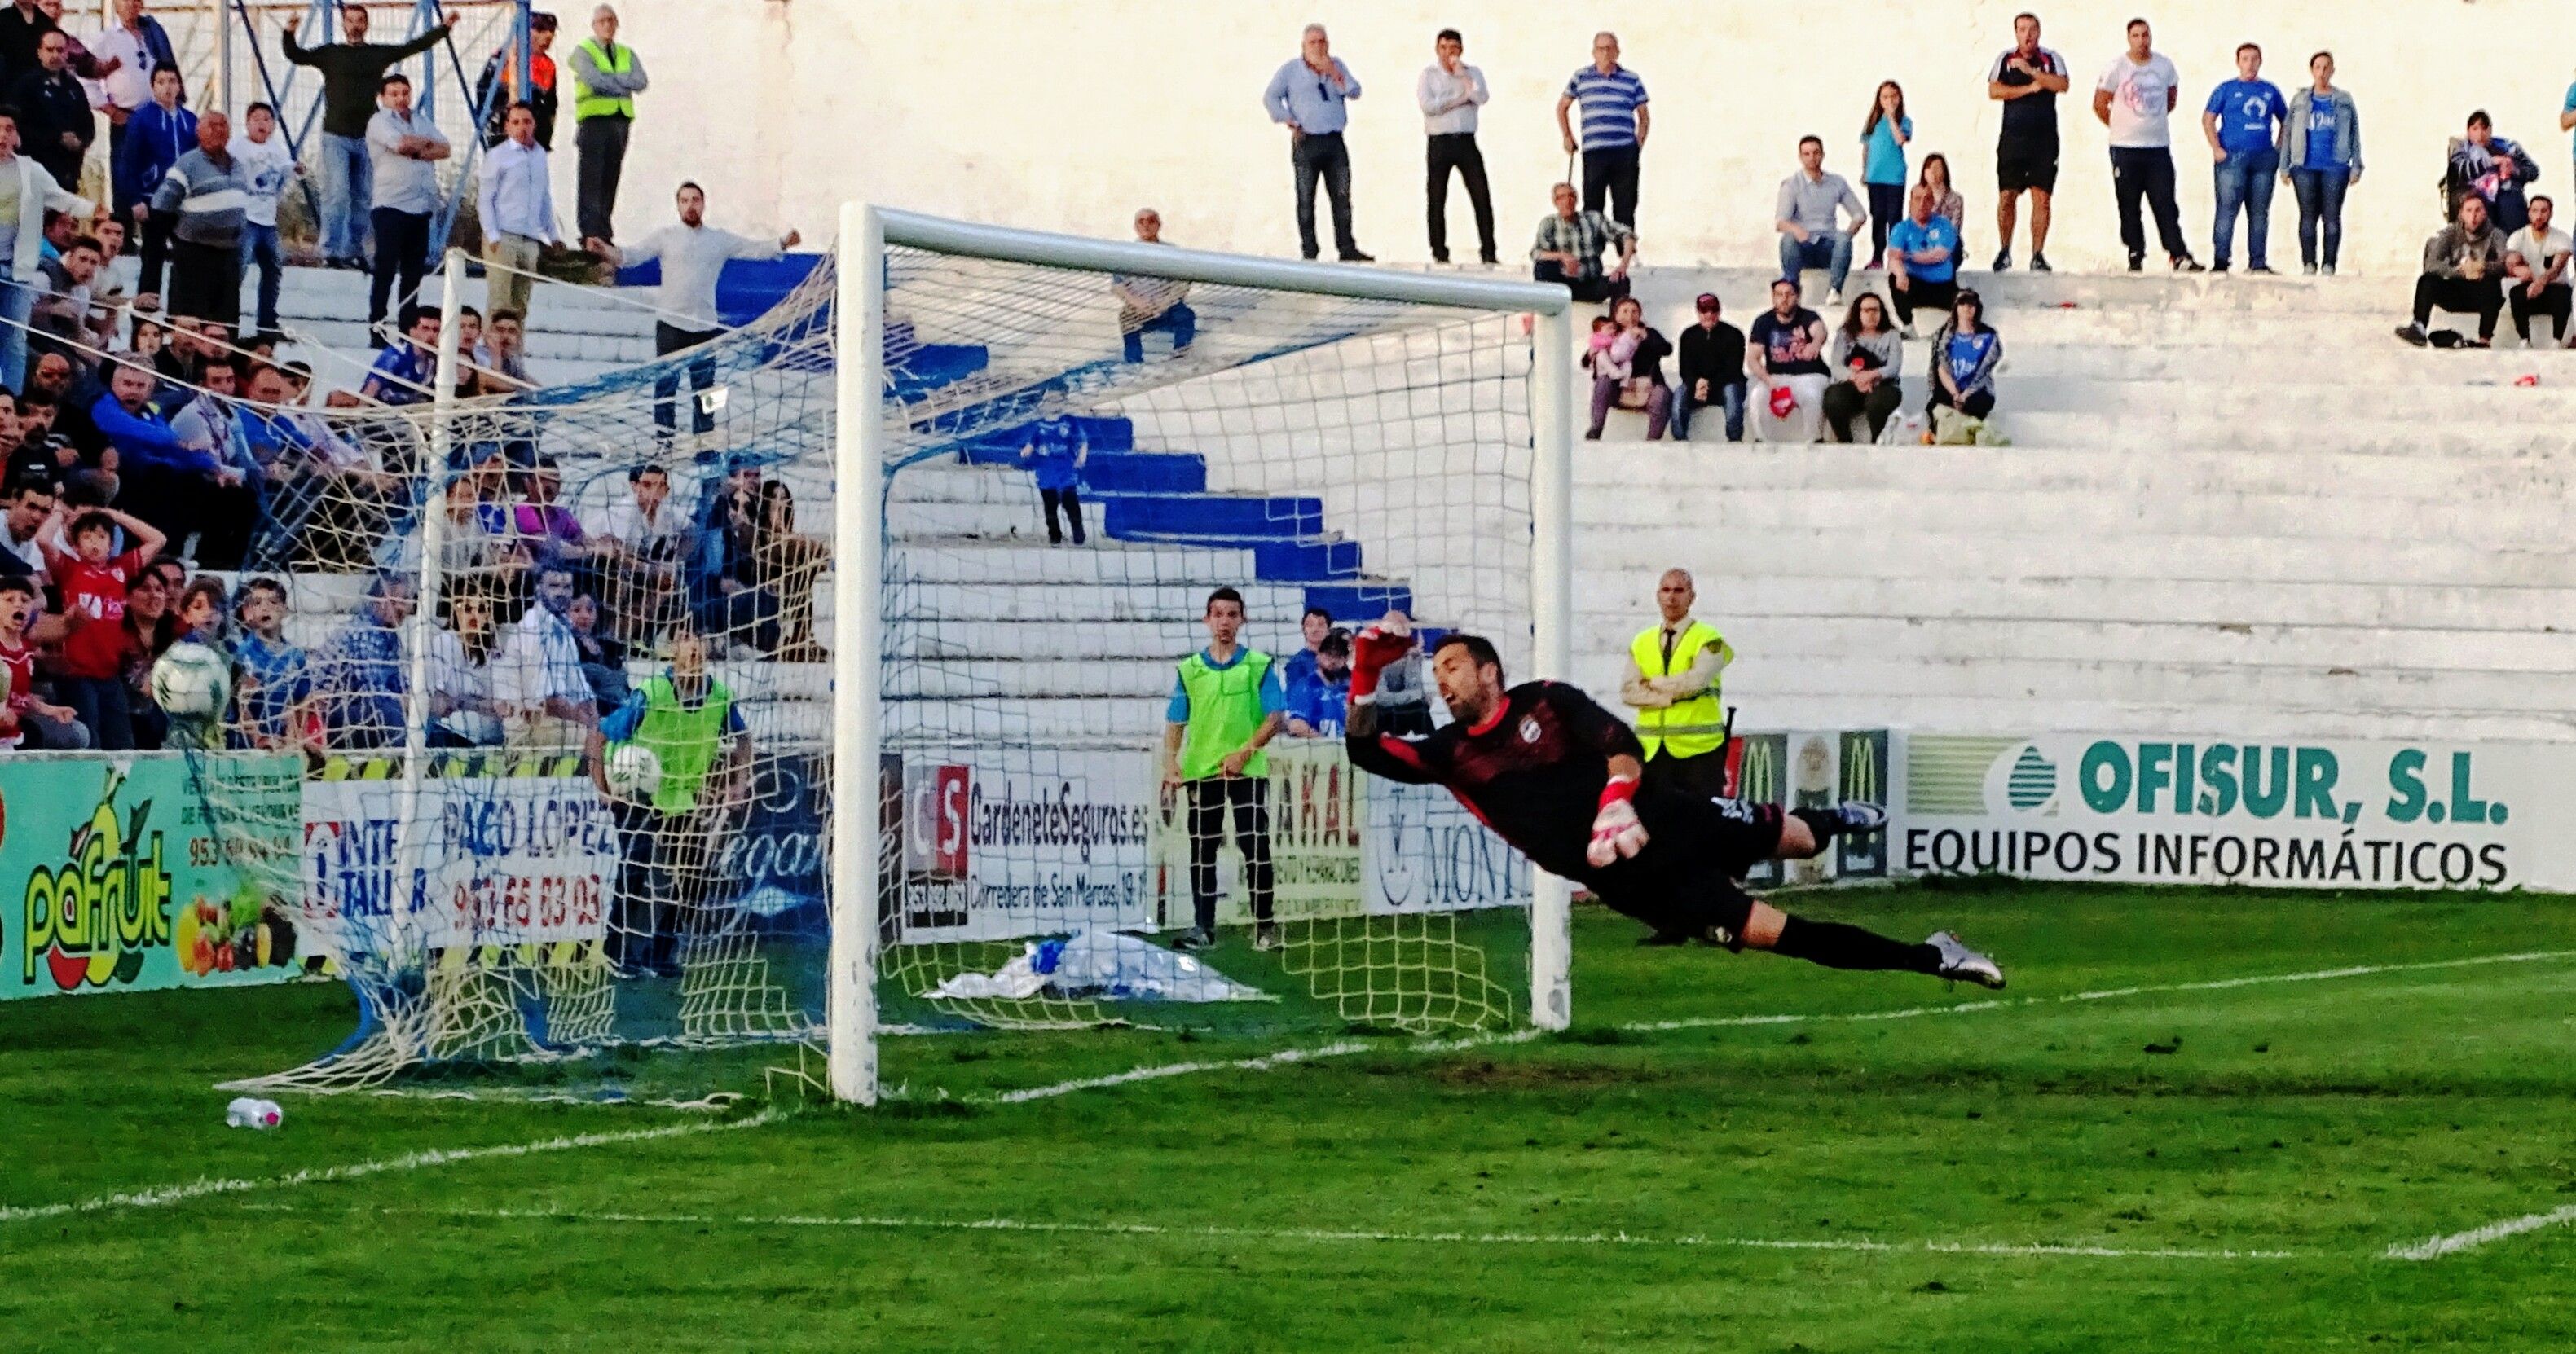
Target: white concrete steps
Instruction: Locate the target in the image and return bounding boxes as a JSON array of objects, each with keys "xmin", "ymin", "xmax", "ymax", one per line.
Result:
[{"xmin": 1583, "ymin": 573, "xmax": 2576, "ymax": 635}]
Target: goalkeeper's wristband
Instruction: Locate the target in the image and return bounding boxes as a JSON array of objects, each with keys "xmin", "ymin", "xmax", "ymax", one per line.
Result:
[{"xmin": 1596, "ymin": 775, "xmax": 1639, "ymax": 811}]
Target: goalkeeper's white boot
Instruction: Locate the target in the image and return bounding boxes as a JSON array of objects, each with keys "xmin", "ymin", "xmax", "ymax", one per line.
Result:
[
  {"xmin": 1926, "ymin": 930, "xmax": 2005, "ymax": 989},
  {"xmin": 1831, "ymin": 802, "xmax": 1887, "ymax": 833}
]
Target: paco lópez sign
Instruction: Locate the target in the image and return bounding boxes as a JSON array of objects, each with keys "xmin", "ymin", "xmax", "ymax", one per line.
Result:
[{"xmin": 1899, "ymin": 734, "xmax": 2542, "ymax": 890}]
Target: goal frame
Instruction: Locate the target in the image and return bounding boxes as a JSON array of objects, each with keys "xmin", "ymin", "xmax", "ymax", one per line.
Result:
[{"xmin": 830, "ymin": 204, "xmax": 1577, "ymax": 1104}]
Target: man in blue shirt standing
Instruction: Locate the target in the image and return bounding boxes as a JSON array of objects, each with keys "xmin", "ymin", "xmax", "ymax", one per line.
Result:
[
  {"xmin": 1262, "ymin": 25, "xmax": 1372, "ymax": 263},
  {"xmin": 1557, "ymin": 32, "xmax": 1649, "ymax": 227},
  {"xmin": 1017, "ymin": 415, "xmax": 1086, "ymax": 546},
  {"xmin": 2201, "ymin": 43, "xmax": 2288, "ymax": 274},
  {"xmin": 1886, "ymin": 185, "xmax": 1962, "ymax": 335}
]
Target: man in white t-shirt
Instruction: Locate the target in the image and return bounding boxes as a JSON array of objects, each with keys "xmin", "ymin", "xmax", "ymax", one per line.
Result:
[
  {"xmin": 230, "ymin": 102, "xmax": 297, "ymax": 335},
  {"xmin": 494, "ymin": 565, "xmax": 598, "ymax": 748},
  {"xmin": 2505, "ymin": 194, "xmax": 2574, "ymax": 347},
  {"xmin": 2091, "ymin": 17, "xmax": 2202, "ymax": 273}
]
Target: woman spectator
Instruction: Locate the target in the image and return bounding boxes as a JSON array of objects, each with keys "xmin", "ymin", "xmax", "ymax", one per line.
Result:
[
  {"xmin": 1860, "ymin": 81, "xmax": 1913, "ymax": 270},
  {"xmin": 426, "ymin": 587, "xmax": 504, "ymax": 746},
  {"xmin": 1584, "ymin": 295, "xmax": 1673, "ymax": 441},
  {"xmin": 566, "ymin": 592, "xmax": 632, "ymax": 712},
  {"xmin": 2280, "ymin": 52, "xmax": 2362, "ymax": 277},
  {"xmin": 119, "ymin": 569, "xmax": 178, "ymax": 750},
  {"xmin": 509, "ymin": 458, "xmax": 595, "ymax": 576},
  {"xmin": 1822, "ymin": 293, "xmax": 1904, "ymax": 443},
  {"xmin": 1918, "ymin": 152, "xmax": 1967, "ymax": 256},
  {"xmin": 1927, "ymin": 288, "xmax": 2004, "ymax": 424},
  {"xmin": 751, "ymin": 481, "xmax": 831, "ymax": 662}
]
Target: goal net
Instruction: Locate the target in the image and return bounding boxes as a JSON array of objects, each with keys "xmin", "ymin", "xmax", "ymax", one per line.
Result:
[{"xmin": 213, "ymin": 211, "xmax": 1570, "ymax": 1106}]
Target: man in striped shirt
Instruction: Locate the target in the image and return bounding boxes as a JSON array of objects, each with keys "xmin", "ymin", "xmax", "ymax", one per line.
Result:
[
  {"xmin": 1557, "ymin": 33, "xmax": 1649, "ymax": 226},
  {"xmin": 148, "ymin": 110, "xmax": 248, "ymax": 329}
]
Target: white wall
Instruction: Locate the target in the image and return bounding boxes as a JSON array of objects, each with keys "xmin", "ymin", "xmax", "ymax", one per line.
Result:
[{"xmin": 609, "ymin": 0, "xmax": 2576, "ymax": 275}]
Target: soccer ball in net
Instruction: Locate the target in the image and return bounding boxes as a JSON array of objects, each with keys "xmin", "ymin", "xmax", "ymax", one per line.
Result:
[
  {"xmin": 605, "ymin": 743, "xmax": 663, "ymax": 802},
  {"xmin": 150, "ymin": 641, "xmax": 231, "ymax": 720}
]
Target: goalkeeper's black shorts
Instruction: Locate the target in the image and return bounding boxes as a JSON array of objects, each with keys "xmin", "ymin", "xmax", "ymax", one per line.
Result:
[{"xmin": 1585, "ymin": 798, "xmax": 1786, "ymax": 942}]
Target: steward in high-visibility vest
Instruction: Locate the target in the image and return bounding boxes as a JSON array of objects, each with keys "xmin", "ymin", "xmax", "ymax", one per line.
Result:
[
  {"xmin": 587, "ymin": 626, "xmax": 747, "ymax": 976},
  {"xmin": 1621, "ymin": 569, "xmax": 1735, "ymax": 802},
  {"xmin": 1160, "ymin": 587, "xmax": 1287, "ymax": 952},
  {"xmin": 567, "ymin": 8, "xmax": 649, "ymax": 245}
]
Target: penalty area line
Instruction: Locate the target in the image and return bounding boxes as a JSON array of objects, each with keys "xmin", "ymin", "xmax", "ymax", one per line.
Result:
[
  {"xmin": 235, "ymin": 1202, "xmax": 2308, "ymax": 1263},
  {"xmin": 2386, "ymin": 1204, "xmax": 2576, "ymax": 1261},
  {"xmin": 0, "ymin": 1110, "xmax": 782, "ymax": 1228},
  {"xmin": 1618, "ymin": 947, "xmax": 2576, "ymax": 1034}
]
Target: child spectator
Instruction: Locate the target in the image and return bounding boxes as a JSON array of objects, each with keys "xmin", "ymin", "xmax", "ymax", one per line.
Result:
[
  {"xmin": 42, "ymin": 503, "xmax": 163, "ymax": 750},
  {"xmin": 1018, "ymin": 415, "xmax": 1088, "ymax": 547},
  {"xmin": 0, "ymin": 574, "xmax": 86, "ymax": 749},
  {"xmin": 231, "ymin": 575, "xmax": 314, "ymax": 750}
]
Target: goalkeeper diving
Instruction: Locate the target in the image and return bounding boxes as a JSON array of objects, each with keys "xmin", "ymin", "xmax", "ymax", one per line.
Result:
[{"xmin": 1341, "ymin": 614, "xmax": 2003, "ymax": 987}]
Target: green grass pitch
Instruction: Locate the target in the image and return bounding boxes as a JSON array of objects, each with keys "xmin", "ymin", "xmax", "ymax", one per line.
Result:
[{"xmin": 7, "ymin": 879, "xmax": 2576, "ymax": 1352}]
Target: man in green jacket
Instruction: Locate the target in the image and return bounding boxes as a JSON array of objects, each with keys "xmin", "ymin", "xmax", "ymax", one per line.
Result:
[
  {"xmin": 1160, "ymin": 587, "xmax": 1286, "ymax": 952},
  {"xmin": 587, "ymin": 618, "xmax": 751, "ymax": 977},
  {"xmin": 284, "ymin": 3, "xmax": 451, "ymax": 270}
]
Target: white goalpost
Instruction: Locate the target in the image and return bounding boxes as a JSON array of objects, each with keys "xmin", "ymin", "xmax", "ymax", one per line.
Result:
[{"xmin": 832, "ymin": 205, "xmax": 1576, "ymax": 1105}]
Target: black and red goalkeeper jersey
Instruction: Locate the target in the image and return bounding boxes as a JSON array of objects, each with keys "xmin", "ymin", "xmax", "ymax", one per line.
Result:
[{"xmin": 1345, "ymin": 680, "xmax": 1643, "ymax": 881}]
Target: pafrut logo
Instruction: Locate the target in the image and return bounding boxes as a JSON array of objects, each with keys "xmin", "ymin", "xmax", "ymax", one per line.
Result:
[{"xmin": 19, "ymin": 771, "xmax": 175, "ymax": 992}]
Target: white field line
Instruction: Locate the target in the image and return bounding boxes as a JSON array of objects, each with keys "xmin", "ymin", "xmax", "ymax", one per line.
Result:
[
  {"xmin": 0, "ymin": 1110, "xmax": 780, "ymax": 1227},
  {"xmin": 1618, "ymin": 947, "xmax": 2576, "ymax": 1033},
  {"xmin": 244, "ymin": 1202, "xmax": 2306, "ymax": 1263},
  {"xmin": 2385, "ymin": 1205, "xmax": 2576, "ymax": 1261},
  {"xmin": 970, "ymin": 948, "xmax": 2576, "ymax": 1104}
]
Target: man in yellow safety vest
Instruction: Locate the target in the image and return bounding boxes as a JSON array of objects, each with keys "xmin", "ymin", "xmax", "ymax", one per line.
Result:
[
  {"xmin": 569, "ymin": 3, "xmax": 648, "ymax": 246},
  {"xmin": 1620, "ymin": 568, "xmax": 1734, "ymax": 802}
]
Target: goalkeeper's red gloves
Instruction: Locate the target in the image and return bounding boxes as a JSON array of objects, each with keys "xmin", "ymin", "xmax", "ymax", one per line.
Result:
[
  {"xmin": 1587, "ymin": 775, "xmax": 1649, "ymax": 869},
  {"xmin": 1347, "ymin": 619, "xmax": 1416, "ymax": 702}
]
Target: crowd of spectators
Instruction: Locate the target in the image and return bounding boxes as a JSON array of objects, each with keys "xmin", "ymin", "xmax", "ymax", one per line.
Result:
[{"xmin": 0, "ymin": 2, "xmax": 827, "ymax": 759}]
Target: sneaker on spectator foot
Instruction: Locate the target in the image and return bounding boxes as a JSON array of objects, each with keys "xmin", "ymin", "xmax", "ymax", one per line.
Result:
[
  {"xmin": 1338, "ymin": 248, "xmax": 1376, "ymax": 263},
  {"xmin": 2248, "ymin": 265, "xmax": 2278, "ymax": 275},
  {"xmin": 2127, "ymin": 254, "xmax": 2146, "ymax": 273},
  {"xmin": 2030, "ymin": 253, "xmax": 2053, "ymax": 272},
  {"xmin": 2301, "ymin": 263, "xmax": 2318, "ymax": 276},
  {"xmin": 2173, "ymin": 256, "xmax": 2206, "ymax": 273},
  {"xmin": 2395, "ymin": 323, "xmax": 2428, "ymax": 347},
  {"xmin": 1431, "ymin": 251, "xmax": 1451, "ymax": 265},
  {"xmin": 1254, "ymin": 922, "xmax": 1281, "ymax": 952},
  {"xmin": 2210, "ymin": 260, "xmax": 2230, "ymax": 274},
  {"xmin": 1479, "ymin": 251, "xmax": 1499, "ymax": 266},
  {"xmin": 2321, "ymin": 264, "xmax": 2337, "ymax": 277},
  {"xmin": 1992, "ymin": 248, "xmax": 2013, "ymax": 271},
  {"xmin": 1826, "ymin": 288, "xmax": 1844, "ymax": 305}
]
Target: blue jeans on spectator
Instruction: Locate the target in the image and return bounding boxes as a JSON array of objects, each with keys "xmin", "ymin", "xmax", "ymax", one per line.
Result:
[
  {"xmin": 0, "ymin": 262, "xmax": 30, "ymax": 394},
  {"xmin": 2212, "ymin": 146, "xmax": 2279, "ymax": 270},
  {"xmin": 1778, "ymin": 230, "xmax": 1854, "ymax": 293},
  {"xmin": 59, "ymin": 676, "xmax": 134, "ymax": 752},
  {"xmin": 319, "ymin": 133, "xmax": 372, "ymax": 262},
  {"xmin": 240, "ymin": 222, "xmax": 284, "ymax": 332},
  {"xmin": 1121, "ymin": 303, "xmax": 1196, "ymax": 361},
  {"xmin": 1673, "ymin": 379, "xmax": 1746, "ymax": 442},
  {"xmin": 2288, "ymin": 166, "xmax": 2349, "ymax": 270}
]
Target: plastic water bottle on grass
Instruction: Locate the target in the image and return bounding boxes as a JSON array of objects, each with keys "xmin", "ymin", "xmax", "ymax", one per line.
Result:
[{"xmin": 225, "ymin": 1097, "xmax": 283, "ymax": 1129}]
